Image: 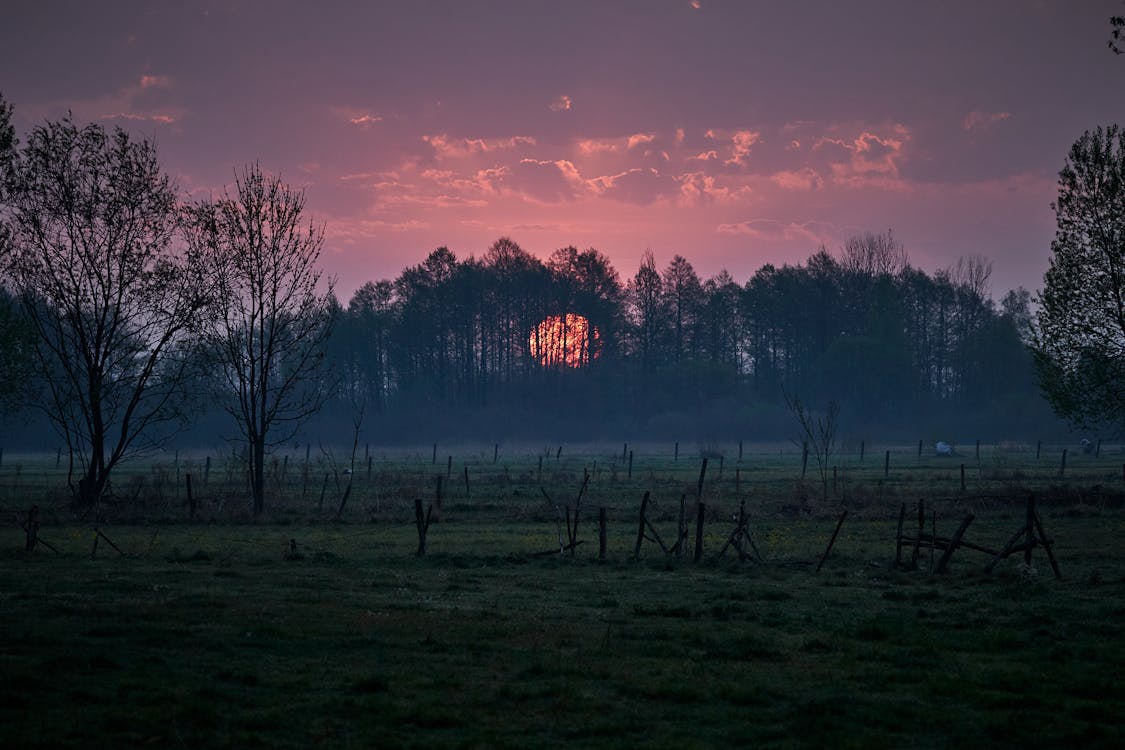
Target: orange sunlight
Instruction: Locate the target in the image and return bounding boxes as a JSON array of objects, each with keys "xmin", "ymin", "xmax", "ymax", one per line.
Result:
[{"xmin": 529, "ymin": 313, "xmax": 601, "ymax": 368}]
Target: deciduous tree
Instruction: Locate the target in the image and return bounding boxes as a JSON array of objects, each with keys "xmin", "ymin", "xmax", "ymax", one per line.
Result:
[
  {"xmin": 1, "ymin": 113, "xmax": 209, "ymax": 509},
  {"xmin": 1034, "ymin": 125, "xmax": 1125, "ymax": 429},
  {"xmin": 187, "ymin": 165, "xmax": 333, "ymax": 515}
]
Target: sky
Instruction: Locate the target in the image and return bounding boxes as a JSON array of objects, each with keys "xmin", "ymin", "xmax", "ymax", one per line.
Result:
[{"xmin": 1, "ymin": 0, "xmax": 1122, "ymax": 303}]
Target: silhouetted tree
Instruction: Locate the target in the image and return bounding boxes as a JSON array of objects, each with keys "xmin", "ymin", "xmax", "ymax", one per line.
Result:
[
  {"xmin": 1034, "ymin": 125, "xmax": 1125, "ymax": 430},
  {"xmin": 186, "ymin": 165, "xmax": 334, "ymax": 515},
  {"xmin": 1, "ymin": 113, "xmax": 210, "ymax": 509}
]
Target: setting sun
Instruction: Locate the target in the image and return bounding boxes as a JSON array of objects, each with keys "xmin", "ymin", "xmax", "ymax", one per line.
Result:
[{"xmin": 529, "ymin": 313, "xmax": 601, "ymax": 368}]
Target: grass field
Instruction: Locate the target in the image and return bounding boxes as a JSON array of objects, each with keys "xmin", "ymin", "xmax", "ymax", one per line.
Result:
[{"xmin": 2, "ymin": 444, "xmax": 1124, "ymax": 747}]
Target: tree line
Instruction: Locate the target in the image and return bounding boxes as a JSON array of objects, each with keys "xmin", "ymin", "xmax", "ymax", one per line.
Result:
[{"xmin": 320, "ymin": 232, "xmax": 1048, "ymax": 441}]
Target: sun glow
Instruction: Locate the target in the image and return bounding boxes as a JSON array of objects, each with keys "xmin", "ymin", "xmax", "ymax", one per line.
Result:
[{"xmin": 529, "ymin": 313, "xmax": 601, "ymax": 368}]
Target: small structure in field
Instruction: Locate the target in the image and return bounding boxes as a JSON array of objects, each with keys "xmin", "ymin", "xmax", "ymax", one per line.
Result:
[{"xmin": 935, "ymin": 441, "xmax": 954, "ymax": 456}]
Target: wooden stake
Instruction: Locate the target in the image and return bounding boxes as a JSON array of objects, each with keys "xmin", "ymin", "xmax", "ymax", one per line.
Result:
[
  {"xmin": 696, "ymin": 458, "xmax": 708, "ymax": 503},
  {"xmin": 186, "ymin": 474, "xmax": 195, "ymax": 520},
  {"xmin": 884, "ymin": 449, "xmax": 890, "ymax": 478},
  {"xmin": 693, "ymin": 502, "xmax": 705, "ymax": 562},
  {"xmin": 674, "ymin": 442, "xmax": 679, "ymax": 461},
  {"xmin": 432, "ymin": 443, "xmax": 437, "ymax": 464},
  {"xmin": 628, "ymin": 450, "xmax": 633, "ymax": 480},
  {"xmin": 738, "ymin": 440, "xmax": 743, "ymax": 461},
  {"xmin": 816, "ymin": 509, "xmax": 848, "ymax": 573},
  {"xmin": 1058, "ymin": 449, "xmax": 1067, "ymax": 478},
  {"xmin": 463, "ymin": 466, "xmax": 470, "ymax": 497},
  {"xmin": 801, "ymin": 442, "xmax": 809, "ymax": 478},
  {"xmin": 634, "ymin": 491, "xmax": 651, "ymax": 558},
  {"xmin": 676, "ymin": 493, "xmax": 686, "ymax": 558},
  {"xmin": 599, "ymin": 507, "xmax": 607, "ymax": 560},
  {"xmin": 1036, "ymin": 440, "xmax": 1041, "ymax": 460}
]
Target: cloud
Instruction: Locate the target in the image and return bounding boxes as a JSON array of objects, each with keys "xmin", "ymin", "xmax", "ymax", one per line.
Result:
[
  {"xmin": 329, "ymin": 106, "xmax": 384, "ymax": 128},
  {"xmin": 725, "ymin": 130, "xmax": 761, "ymax": 166},
  {"xmin": 139, "ymin": 74, "xmax": 171, "ymax": 89},
  {"xmin": 688, "ymin": 150, "xmax": 718, "ymax": 162},
  {"xmin": 627, "ymin": 132, "xmax": 656, "ymax": 149},
  {"xmin": 100, "ymin": 112, "xmax": 176, "ymax": 124},
  {"xmin": 677, "ymin": 171, "xmax": 751, "ymax": 205},
  {"xmin": 810, "ymin": 125, "xmax": 911, "ymax": 188},
  {"xmin": 506, "ymin": 159, "xmax": 585, "ymax": 203},
  {"xmin": 549, "ymin": 95, "xmax": 572, "ymax": 111},
  {"xmin": 424, "ymin": 133, "xmax": 536, "ymax": 159},
  {"xmin": 962, "ymin": 110, "xmax": 1011, "ymax": 133},
  {"xmin": 715, "ymin": 218, "xmax": 837, "ymax": 246},
  {"xmin": 590, "ymin": 167, "xmax": 678, "ymax": 205},
  {"xmin": 770, "ymin": 168, "xmax": 824, "ymax": 191}
]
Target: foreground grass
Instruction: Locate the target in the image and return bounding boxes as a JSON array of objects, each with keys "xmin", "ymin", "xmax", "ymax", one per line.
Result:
[{"xmin": 2, "ymin": 512, "xmax": 1124, "ymax": 748}]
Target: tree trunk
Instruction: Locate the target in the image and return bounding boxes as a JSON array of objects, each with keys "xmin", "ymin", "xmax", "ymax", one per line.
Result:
[{"xmin": 252, "ymin": 439, "xmax": 266, "ymax": 516}]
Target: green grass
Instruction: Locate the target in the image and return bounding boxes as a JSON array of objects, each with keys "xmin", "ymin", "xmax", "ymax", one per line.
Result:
[{"xmin": 2, "ymin": 508, "xmax": 1125, "ymax": 748}]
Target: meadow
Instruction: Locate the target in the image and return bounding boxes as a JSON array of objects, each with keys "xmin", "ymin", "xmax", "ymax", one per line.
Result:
[{"xmin": 1, "ymin": 441, "xmax": 1124, "ymax": 748}]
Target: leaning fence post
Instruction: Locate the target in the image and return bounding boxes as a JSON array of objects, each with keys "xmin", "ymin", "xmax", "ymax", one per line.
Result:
[
  {"xmin": 1058, "ymin": 449, "xmax": 1067, "ymax": 478},
  {"xmin": 634, "ymin": 491, "xmax": 650, "ymax": 558},
  {"xmin": 816, "ymin": 509, "xmax": 848, "ymax": 573}
]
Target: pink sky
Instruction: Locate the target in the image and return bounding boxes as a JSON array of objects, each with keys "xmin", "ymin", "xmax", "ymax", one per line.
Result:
[{"xmin": 2, "ymin": 1, "xmax": 1121, "ymax": 301}]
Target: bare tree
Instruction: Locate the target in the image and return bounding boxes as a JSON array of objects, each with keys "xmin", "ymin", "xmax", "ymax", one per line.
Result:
[
  {"xmin": 839, "ymin": 230, "xmax": 907, "ymax": 278},
  {"xmin": 785, "ymin": 393, "xmax": 840, "ymax": 502},
  {"xmin": 1, "ymin": 114, "xmax": 210, "ymax": 509},
  {"xmin": 186, "ymin": 165, "xmax": 334, "ymax": 516}
]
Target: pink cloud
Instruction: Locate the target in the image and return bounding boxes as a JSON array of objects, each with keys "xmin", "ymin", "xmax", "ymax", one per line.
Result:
[
  {"xmin": 549, "ymin": 95, "xmax": 572, "ymax": 111},
  {"xmin": 962, "ymin": 110, "xmax": 1011, "ymax": 133},
  {"xmin": 627, "ymin": 132, "xmax": 656, "ymax": 149},
  {"xmin": 424, "ymin": 133, "xmax": 536, "ymax": 158},
  {"xmin": 770, "ymin": 168, "xmax": 824, "ymax": 191},
  {"xmin": 688, "ymin": 150, "xmax": 719, "ymax": 162},
  {"xmin": 715, "ymin": 218, "xmax": 837, "ymax": 246},
  {"xmin": 139, "ymin": 74, "xmax": 171, "ymax": 89},
  {"xmin": 101, "ymin": 112, "xmax": 176, "ymax": 124},
  {"xmin": 725, "ymin": 130, "xmax": 761, "ymax": 166}
]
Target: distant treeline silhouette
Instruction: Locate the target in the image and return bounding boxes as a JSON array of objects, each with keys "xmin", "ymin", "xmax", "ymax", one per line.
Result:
[{"xmin": 308, "ymin": 233, "xmax": 1056, "ymax": 441}]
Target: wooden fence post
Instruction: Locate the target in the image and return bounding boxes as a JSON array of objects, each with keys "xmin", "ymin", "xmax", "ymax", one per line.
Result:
[
  {"xmin": 693, "ymin": 502, "xmax": 706, "ymax": 562},
  {"xmin": 1058, "ymin": 449, "xmax": 1067, "ymax": 478},
  {"xmin": 634, "ymin": 491, "xmax": 650, "ymax": 558},
  {"xmin": 186, "ymin": 474, "xmax": 195, "ymax": 519},
  {"xmin": 884, "ymin": 450, "xmax": 890, "ymax": 478},
  {"xmin": 628, "ymin": 450, "xmax": 633, "ymax": 480},
  {"xmin": 816, "ymin": 509, "xmax": 848, "ymax": 572},
  {"xmin": 599, "ymin": 507, "xmax": 607, "ymax": 561}
]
